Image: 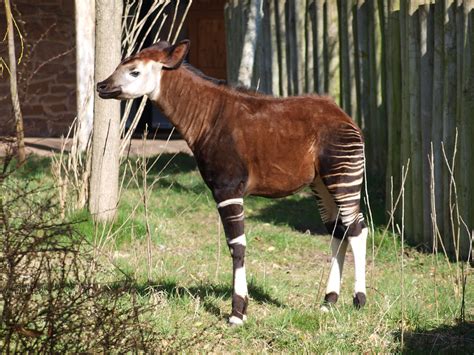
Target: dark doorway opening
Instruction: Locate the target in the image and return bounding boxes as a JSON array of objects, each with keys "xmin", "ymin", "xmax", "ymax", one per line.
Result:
[{"xmin": 123, "ymin": 0, "xmax": 227, "ymax": 138}]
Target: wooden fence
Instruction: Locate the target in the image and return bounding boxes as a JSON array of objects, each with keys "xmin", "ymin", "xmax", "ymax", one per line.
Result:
[{"xmin": 224, "ymin": 0, "xmax": 474, "ymax": 260}]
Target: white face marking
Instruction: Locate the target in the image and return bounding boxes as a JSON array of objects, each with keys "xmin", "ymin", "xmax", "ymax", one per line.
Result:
[{"xmin": 108, "ymin": 61, "xmax": 163, "ymax": 100}]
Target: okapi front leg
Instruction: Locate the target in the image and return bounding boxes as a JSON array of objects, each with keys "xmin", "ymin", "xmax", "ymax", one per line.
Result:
[{"xmin": 217, "ymin": 198, "xmax": 248, "ymax": 325}]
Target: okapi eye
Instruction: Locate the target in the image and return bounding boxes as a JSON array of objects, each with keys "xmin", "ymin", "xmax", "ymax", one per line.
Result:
[{"xmin": 130, "ymin": 71, "xmax": 140, "ymax": 77}]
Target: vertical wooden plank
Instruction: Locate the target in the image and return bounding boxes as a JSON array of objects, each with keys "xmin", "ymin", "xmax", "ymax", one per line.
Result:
[
  {"xmin": 374, "ymin": 0, "xmax": 387, "ymax": 176},
  {"xmin": 286, "ymin": 1, "xmax": 297, "ymax": 94},
  {"xmin": 306, "ymin": 0, "xmax": 315, "ymax": 92},
  {"xmin": 443, "ymin": 0, "xmax": 457, "ymax": 256},
  {"xmin": 296, "ymin": 0, "xmax": 306, "ymax": 93},
  {"xmin": 325, "ymin": 0, "xmax": 340, "ymax": 100},
  {"xmin": 355, "ymin": 0, "xmax": 370, "ymax": 131},
  {"xmin": 337, "ymin": 0, "xmax": 351, "ymax": 111},
  {"xmin": 407, "ymin": 0, "xmax": 423, "ymax": 245},
  {"xmin": 261, "ymin": 0, "xmax": 272, "ymax": 93},
  {"xmin": 431, "ymin": 0, "xmax": 445, "ymax": 241},
  {"xmin": 388, "ymin": 0, "xmax": 402, "ymax": 212},
  {"xmin": 399, "ymin": 0, "xmax": 414, "ymax": 241},
  {"xmin": 315, "ymin": 0, "xmax": 325, "ymax": 93},
  {"xmin": 367, "ymin": 0, "xmax": 384, "ymax": 175},
  {"xmin": 275, "ymin": 0, "xmax": 288, "ymax": 96},
  {"xmin": 467, "ymin": 1, "xmax": 474, "ymax": 258},
  {"xmin": 419, "ymin": 1, "xmax": 435, "ymax": 247},
  {"xmin": 348, "ymin": 1, "xmax": 358, "ymax": 122},
  {"xmin": 459, "ymin": 0, "xmax": 474, "ymax": 260},
  {"xmin": 269, "ymin": 0, "xmax": 281, "ymax": 95}
]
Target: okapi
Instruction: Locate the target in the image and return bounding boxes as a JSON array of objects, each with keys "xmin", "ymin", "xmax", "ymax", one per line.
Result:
[{"xmin": 97, "ymin": 40, "xmax": 368, "ymax": 325}]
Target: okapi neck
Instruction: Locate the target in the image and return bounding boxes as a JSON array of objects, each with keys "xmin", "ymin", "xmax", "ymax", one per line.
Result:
[{"xmin": 152, "ymin": 67, "xmax": 221, "ymax": 150}]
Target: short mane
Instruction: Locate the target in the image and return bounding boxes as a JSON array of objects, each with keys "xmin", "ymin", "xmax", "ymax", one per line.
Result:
[{"xmin": 182, "ymin": 63, "xmax": 264, "ymax": 97}]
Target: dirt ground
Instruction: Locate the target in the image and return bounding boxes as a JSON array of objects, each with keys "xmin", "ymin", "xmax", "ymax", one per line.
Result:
[{"xmin": 0, "ymin": 137, "xmax": 192, "ymax": 157}]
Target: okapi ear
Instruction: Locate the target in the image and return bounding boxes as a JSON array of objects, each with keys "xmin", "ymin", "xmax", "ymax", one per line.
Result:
[{"xmin": 162, "ymin": 40, "xmax": 190, "ymax": 69}]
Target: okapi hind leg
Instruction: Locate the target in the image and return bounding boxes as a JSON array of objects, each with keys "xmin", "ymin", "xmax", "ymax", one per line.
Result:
[
  {"xmin": 318, "ymin": 126, "xmax": 368, "ymax": 308},
  {"xmin": 216, "ymin": 197, "xmax": 248, "ymax": 325},
  {"xmin": 312, "ymin": 178, "xmax": 348, "ymax": 308}
]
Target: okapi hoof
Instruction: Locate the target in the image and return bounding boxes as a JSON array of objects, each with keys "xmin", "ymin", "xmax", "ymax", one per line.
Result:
[
  {"xmin": 353, "ymin": 292, "xmax": 366, "ymax": 309},
  {"xmin": 228, "ymin": 315, "xmax": 246, "ymax": 326},
  {"xmin": 320, "ymin": 292, "xmax": 338, "ymax": 313}
]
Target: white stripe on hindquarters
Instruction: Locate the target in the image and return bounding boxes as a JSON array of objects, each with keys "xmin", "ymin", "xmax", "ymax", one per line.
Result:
[
  {"xmin": 348, "ymin": 227, "xmax": 368, "ymax": 295},
  {"xmin": 217, "ymin": 198, "xmax": 243, "ymax": 208}
]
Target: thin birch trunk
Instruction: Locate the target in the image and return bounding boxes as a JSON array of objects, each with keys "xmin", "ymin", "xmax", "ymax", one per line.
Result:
[
  {"xmin": 5, "ymin": 0, "xmax": 25, "ymax": 165},
  {"xmin": 75, "ymin": 0, "xmax": 96, "ymax": 152},
  {"xmin": 238, "ymin": 0, "xmax": 262, "ymax": 87}
]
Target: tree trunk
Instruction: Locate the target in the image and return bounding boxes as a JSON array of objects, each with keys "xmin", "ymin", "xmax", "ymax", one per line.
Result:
[
  {"xmin": 75, "ymin": 0, "xmax": 96, "ymax": 152},
  {"xmin": 5, "ymin": 0, "xmax": 25, "ymax": 166},
  {"xmin": 89, "ymin": 0, "xmax": 122, "ymax": 222},
  {"xmin": 238, "ymin": 0, "xmax": 262, "ymax": 87}
]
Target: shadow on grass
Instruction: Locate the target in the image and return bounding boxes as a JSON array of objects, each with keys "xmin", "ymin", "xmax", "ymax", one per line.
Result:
[
  {"xmin": 146, "ymin": 153, "xmax": 197, "ymax": 177},
  {"xmin": 249, "ymin": 196, "xmax": 327, "ymax": 235},
  {"xmin": 109, "ymin": 278, "xmax": 285, "ymax": 318},
  {"xmin": 397, "ymin": 321, "xmax": 474, "ymax": 353}
]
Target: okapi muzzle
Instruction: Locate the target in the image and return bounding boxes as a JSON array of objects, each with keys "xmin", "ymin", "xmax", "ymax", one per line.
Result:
[
  {"xmin": 97, "ymin": 39, "xmax": 368, "ymax": 325},
  {"xmin": 96, "ymin": 78, "xmax": 121, "ymax": 99}
]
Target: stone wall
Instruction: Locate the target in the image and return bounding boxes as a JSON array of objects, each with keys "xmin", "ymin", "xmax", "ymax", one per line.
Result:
[{"xmin": 0, "ymin": 0, "xmax": 76, "ymax": 137}]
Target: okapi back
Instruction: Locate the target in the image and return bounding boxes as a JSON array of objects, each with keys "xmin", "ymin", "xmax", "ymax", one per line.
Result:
[{"xmin": 155, "ymin": 65, "xmax": 363, "ymax": 198}]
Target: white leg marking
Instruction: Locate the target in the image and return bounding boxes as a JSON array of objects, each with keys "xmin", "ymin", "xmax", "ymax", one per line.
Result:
[
  {"xmin": 234, "ymin": 266, "xmax": 248, "ymax": 297},
  {"xmin": 349, "ymin": 227, "xmax": 368, "ymax": 295},
  {"xmin": 217, "ymin": 198, "xmax": 243, "ymax": 209},
  {"xmin": 228, "ymin": 234, "xmax": 247, "ymax": 246},
  {"xmin": 228, "ymin": 315, "xmax": 244, "ymax": 325},
  {"xmin": 326, "ymin": 237, "xmax": 348, "ymax": 295}
]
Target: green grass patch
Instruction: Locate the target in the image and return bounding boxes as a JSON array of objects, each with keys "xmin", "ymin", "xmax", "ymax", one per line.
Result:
[{"xmin": 2, "ymin": 153, "xmax": 473, "ymax": 352}]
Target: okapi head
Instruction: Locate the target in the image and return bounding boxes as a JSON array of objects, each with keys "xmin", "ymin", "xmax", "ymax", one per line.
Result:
[{"xmin": 96, "ymin": 40, "xmax": 190, "ymax": 100}]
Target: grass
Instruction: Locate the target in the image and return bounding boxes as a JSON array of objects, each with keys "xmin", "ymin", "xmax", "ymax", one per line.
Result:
[{"xmin": 3, "ymin": 153, "xmax": 474, "ymax": 352}]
